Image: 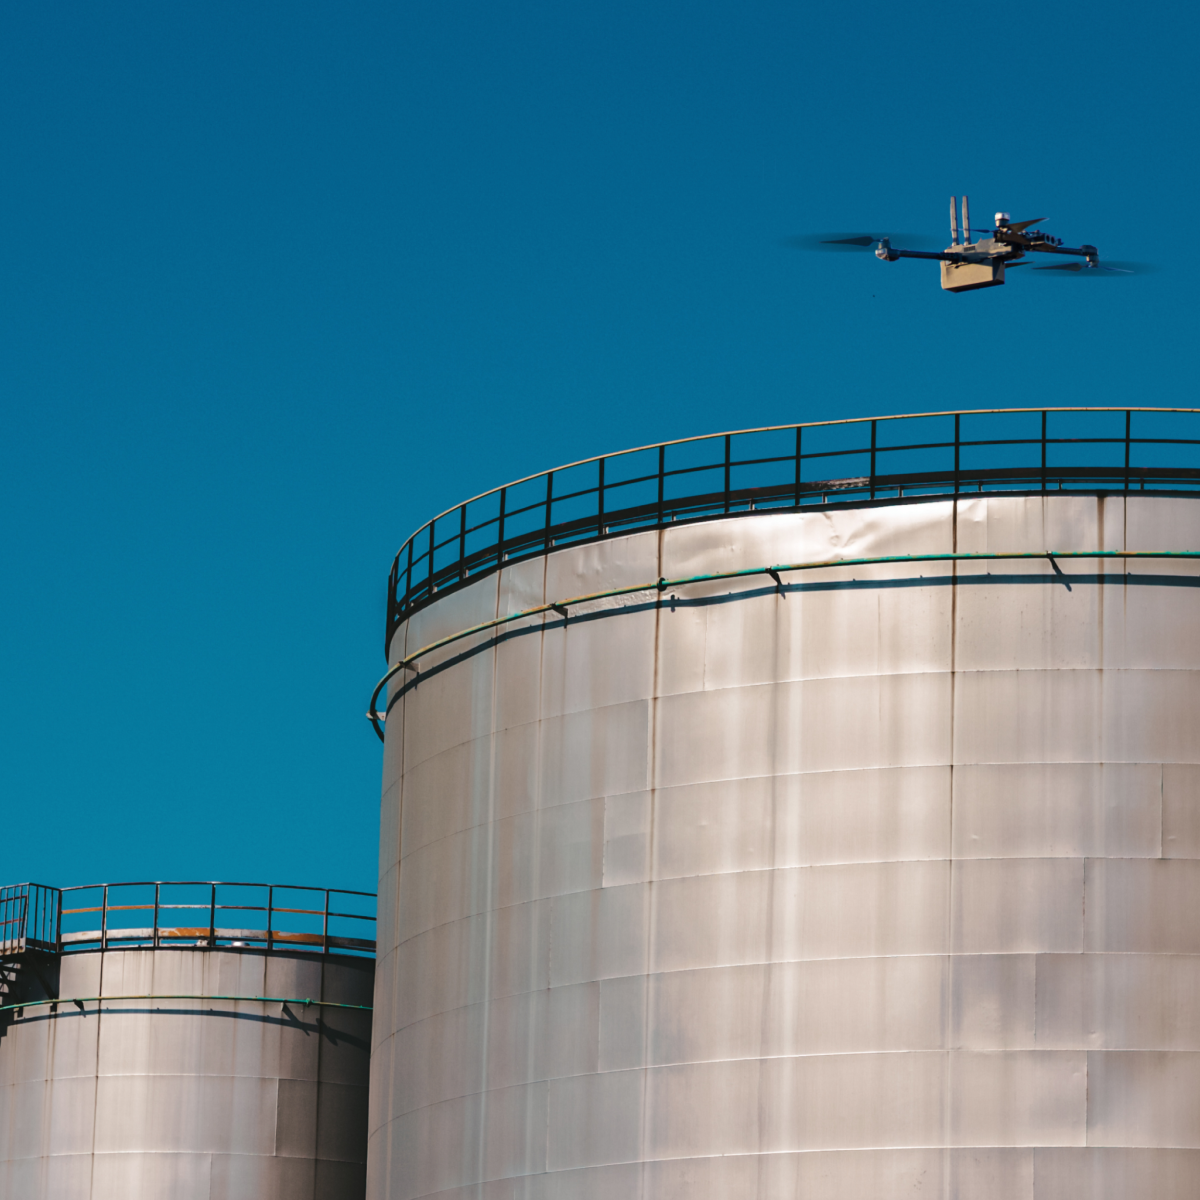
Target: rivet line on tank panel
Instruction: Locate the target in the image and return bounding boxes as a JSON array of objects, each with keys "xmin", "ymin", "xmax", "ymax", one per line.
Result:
[{"xmin": 368, "ymin": 548, "xmax": 1200, "ymax": 742}]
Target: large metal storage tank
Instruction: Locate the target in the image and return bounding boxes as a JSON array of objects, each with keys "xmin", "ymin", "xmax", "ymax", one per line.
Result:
[
  {"xmin": 0, "ymin": 881, "xmax": 375, "ymax": 1199},
  {"xmin": 368, "ymin": 409, "xmax": 1200, "ymax": 1199}
]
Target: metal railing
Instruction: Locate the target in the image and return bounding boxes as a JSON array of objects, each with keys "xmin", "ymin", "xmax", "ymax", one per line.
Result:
[
  {"xmin": 0, "ymin": 885, "xmax": 60, "ymax": 956},
  {"xmin": 1, "ymin": 881, "xmax": 376, "ymax": 957},
  {"xmin": 385, "ymin": 407, "xmax": 1200, "ymax": 656}
]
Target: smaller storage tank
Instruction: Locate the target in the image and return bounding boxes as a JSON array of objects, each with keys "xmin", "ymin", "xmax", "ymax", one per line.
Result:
[{"xmin": 0, "ymin": 880, "xmax": 376, "ymax": 1200}]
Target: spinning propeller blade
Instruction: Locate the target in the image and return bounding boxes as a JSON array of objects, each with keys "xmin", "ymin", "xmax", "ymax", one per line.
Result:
[
  {"xmin": 1031, "ymin": 260, "xmax": 1157, "ymax": 276},
  {"xmin": 784, "ymin": 232, "xmax": 940, "ymax": 252}
]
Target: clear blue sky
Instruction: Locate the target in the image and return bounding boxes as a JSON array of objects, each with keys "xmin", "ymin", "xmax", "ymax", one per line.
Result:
[{"xmin": 1, "ymin": 1, "xmax": 1195, "ymax": 894}]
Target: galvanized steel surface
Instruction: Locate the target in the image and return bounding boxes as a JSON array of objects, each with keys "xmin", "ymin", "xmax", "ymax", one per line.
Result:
[
  {"xmin": 0, "ymin": 948, "xmax": 374, "ymax": 1199},
  {"xmin": 369, "ymin": 492, "xmax": 1200, "ymax": 1199}
]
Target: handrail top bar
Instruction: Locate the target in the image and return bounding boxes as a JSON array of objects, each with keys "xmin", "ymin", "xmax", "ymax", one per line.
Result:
[
  {"xmin": 395, "ymin": 406, "xmax": 1200, "ymax": 555},
  {"xmin": 56, "ymin": 881, "xmax": 375, "ymax": 897}
]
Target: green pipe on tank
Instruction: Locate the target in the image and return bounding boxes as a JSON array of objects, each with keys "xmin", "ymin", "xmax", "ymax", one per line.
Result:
[
  {"xmin": 368, "ymin": 547, "xmax": 1200, "ymax": 742},
  {"xmin": 0, "ymin": 993, "xmax": 372, "ymax": 1015}
]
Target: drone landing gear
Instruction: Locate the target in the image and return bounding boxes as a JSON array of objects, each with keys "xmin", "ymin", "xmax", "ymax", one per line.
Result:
[{"xmin": 940, "ymin": 259, "xmax": 1005, "ymax": 292}]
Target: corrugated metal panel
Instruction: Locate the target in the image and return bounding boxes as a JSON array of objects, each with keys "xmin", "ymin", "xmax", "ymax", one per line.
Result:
[{"xmin": 370, "ymin": 493, "xmax": 1200, "ymax": 1200}]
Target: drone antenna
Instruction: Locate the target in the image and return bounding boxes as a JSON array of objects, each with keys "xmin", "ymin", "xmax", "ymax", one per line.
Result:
[
  {"xmin": 950, "ymin": 196, "xmax": 959, "ymax": 245},
  {"xmin": 962, "ymin": 195, "xmax": 970, "ymax": 244}
]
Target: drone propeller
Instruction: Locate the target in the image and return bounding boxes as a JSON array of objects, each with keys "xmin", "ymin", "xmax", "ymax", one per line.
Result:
[
  {"xmin": 1031, "ymin": 260, "xmax": 1157, "ymax": 276},
  {"xmin": 784, "ymin": 232, "xmax": 940, "ymax": 252}
]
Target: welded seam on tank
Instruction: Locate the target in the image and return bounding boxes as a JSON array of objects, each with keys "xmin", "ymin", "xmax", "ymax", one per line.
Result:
[
  {"xmin": 639, "ymin": 526, "xmax": 668, "ymax": 1194},
  {"xmin": 470, "ymin": 561, "xmax": 508, "ymax": 1186},
  {"xmin": 368, "ymin": 549, "xmax": 1200, "ymax": 740},
  {"xmin": 380, "ymin": 1044, "xmax": 1099, "ymax": 1128},
  {"xmin": 943, "ymin": 498, "xmax": 960, "ymax": 1171},
  {"xmin": 86, "ymin": 929, "xmax": 105, "ymax": 1199}
]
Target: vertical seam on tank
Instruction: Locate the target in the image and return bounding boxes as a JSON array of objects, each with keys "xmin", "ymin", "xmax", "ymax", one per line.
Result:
[
  {"xmin": 1086, "ymin": 495, "xmax": 1100, "ymax": 1151},
  {"xmin": 42, "ymin": 955, "xmax": 58, "ymax": 1193},
  {"xmin": 945, "ymin": 497, "xmax": 958, "ymax": 1188},
  {"xmin": 1097, "ymin": 494, "xmax": 1106, "ymax": 856},
  {"xmin": 382, "ymin": 612, "xmax": 411, "ymax": 1192},
  {"xmin": 1158, "ymin": 765, "xmax": 1164, "ymax": 859},
  {"xmin": 534, "ymin": 557, "xmax": 548, "ymax": 1173},
  {"xmin": 755, "ymin": 530, "xmax": 785, "ymax": 1186},
  {"xmin": 86, "ymin": 950, "xmax": 105, "ymax": 1200},
  {"xmin": 313, "ymin": 948, "xmax": 327, "ymax": 1194},
  {"xmin": 476, "ymin": 566, "xmax": 505, "ymax": 1189},
  {"xmin": 639, "ymin": 526, "xmax": 666, "ymax": 1200}
]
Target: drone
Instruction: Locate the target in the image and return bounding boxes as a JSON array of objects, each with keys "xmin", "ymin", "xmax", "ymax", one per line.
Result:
[{"xmin": 795, "ymin": 197, "xmax": 1143, "ymax": 293}]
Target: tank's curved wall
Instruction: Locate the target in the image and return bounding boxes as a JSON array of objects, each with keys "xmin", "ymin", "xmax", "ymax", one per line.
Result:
[
  {"xmin": 369, "ymin": 493, "xmax": 1200, "ymax": 1200},
  {"xmin": 0, "ymin": 947, "xmax": 373, "ymax": 1199}
]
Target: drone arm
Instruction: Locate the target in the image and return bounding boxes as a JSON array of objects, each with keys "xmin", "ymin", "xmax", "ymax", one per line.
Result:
[
  {"xmin": 875, "ymin": 240, "xmax": 959, "ymax": 263},
  {"xmin": 1025, "ymin": 242, "xmax": 1099, "ymax": 262},
  {"xmin": 892, "ymin": 248, "xmax": 958, "ymax": 260}
]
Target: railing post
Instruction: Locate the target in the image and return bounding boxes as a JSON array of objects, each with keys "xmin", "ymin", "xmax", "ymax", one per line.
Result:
[
  {"xmin": 209, "ymin": 883, "xmax": 216, "ymax": 947},
  {"xmin": 794, "ymin": 426, "xmax": 802, "ymax": 507},
  {"xmin": 153, "ymin": 883, "xmax": 160, "ymax": 948},
  {"xmin": 458, "ymin": 504, "xmax": 467, "ymax": 580},
  {"xmin": 870, "ymin": 420, "xmax": 877, "ymax": 498},
  {"xmin": 267, "ymin": 885, "xmax": 274, "ymax": 951},
  {"xmin": 954, "ymin": 413, "xmax": 961, "ymax": 493},
  {"xmin": 405, "ymin": 538, "xmax": 414, "ymax": 612},
  {"xmin": 55, "ymin": 887, "xmax": 62, "ymax": 953},
  {"xmin": 427, "ymin": 522, "xmax": 435, "ymax": 594},
  {"xmin": 657, "ymin": 445, "xmax": 665, "ymax": 524},
  {"xmin": 497, "ymin": 487, "xmax": 507, "ymax": 566},
  {"xmin": 597, "ymin": 458, "xmax": 605, "ymax": 537},
  {"xmin": 544, "ymin": 472, "xmax": 554, "ymax": 553},
  {"xmin": 1124, "ymin": 410, "xmax": 1132, "ymax": 491},
  {"xmin": 724, "ymin": 435, "xmax": 732, "ymax": 513},
  {"xmin": 101, "ymin": 885, "xmax": 109, "ymax": 951},
  {"xmin": 1041, "ymin": 411, "xmax": 1048, "ymax": 491},
  {"xmin": 323, "ymin": 890, "xmax": 331, "ymax": 955},
  {"xmin": 386, "ymin": 560, "xmax": 397, "ymax": 658}
]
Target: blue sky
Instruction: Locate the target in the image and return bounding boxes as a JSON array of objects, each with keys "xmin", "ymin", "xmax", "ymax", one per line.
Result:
[{"xmin": 1, "ymin": 1, "xmax": 1195, "ymax": 894}]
